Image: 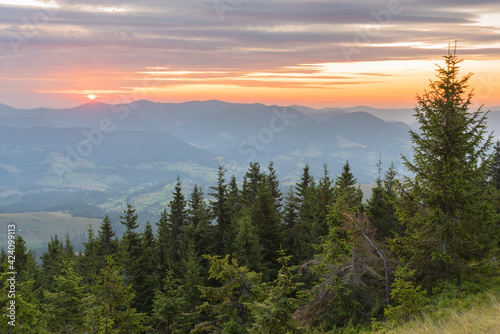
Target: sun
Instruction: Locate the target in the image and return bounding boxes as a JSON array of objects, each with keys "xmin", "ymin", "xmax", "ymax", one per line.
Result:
[{"xmin": 87, "ymin": 94, "xmax": 96, "ymax": 100}]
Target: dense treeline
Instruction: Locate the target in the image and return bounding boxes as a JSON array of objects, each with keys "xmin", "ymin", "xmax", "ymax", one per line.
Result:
[{"xmin": 2, "ymin": 53, "xmax": 500, "ymax": 333}]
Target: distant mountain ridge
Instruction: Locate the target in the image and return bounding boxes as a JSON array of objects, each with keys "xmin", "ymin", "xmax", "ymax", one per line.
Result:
[{"xmin": 2, "ymin": 99, "xmax": 497, "ymax": 216}]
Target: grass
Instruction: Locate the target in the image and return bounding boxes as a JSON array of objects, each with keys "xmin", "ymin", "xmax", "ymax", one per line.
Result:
[
  {"xmin": 377, "ymin": 292, "xmax": 500, "ymax": 333},
  {"xmin": 373, "ymin": 276, "xmax": 500, "ymax": 334},
  {"xmin": 0, "ymin": 212, "xmax": 102, "ymax": 250}
]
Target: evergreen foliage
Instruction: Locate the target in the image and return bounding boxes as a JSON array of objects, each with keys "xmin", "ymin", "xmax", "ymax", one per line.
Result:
[
  {"xmin": 44, "ymin": 260, "xmax": 87, "ymax": 333},
  {"xmin": 88, "ymin": 256, "xmax": 146, "ymax": 333},
  {"xmin": 489, "ymin": 141, "xmax": 500, "ymax": 192},
  {"xmin": 10, "ymin": 56, "xmax": 500, "ymax": 334},
  {"xmin": 394, "ymin": 52, "xmax": 498, "ymax": 281},
  {"xmin": 194, "ymin": 255, "xmax": 265, "ymax": 333},
  {"xmin": 209, "ymin": 166, "xmax": 232, "ymax": 255},
  {"xmin": 249, "ymin": 249, "xmax": 305, "ymax": 334},
  {"xmin": 384, "ymin": 265, "xmax": 429, "ymax": 323},
  {"xmin": 367, "ymin": 162, "xmax": 399, "ymax": 240},
  {"xmin": 98, "ymin": 214, "xmax": 117, "ymax": 258},
  {"xmin": 232, "ymin": 211, "xmax": 264, "ymax": 273}
]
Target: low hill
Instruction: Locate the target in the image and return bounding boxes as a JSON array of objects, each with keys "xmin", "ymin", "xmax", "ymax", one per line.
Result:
[{"xmin": 0, "ymin": 212, "xmax": 101, "ymax": 251}]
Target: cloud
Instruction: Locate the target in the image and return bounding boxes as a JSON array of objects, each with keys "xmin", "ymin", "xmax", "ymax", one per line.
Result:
[{"xmin": 0, "ymin": 0, "xmax": 498, "ymax": 107}]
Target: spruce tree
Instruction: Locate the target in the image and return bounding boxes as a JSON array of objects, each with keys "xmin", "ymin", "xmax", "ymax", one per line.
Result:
[
  {"xmin": 188, "ymin": 185, "xmax": 213, "ymax": 258},
  {"xmin": 267, "ymin": 161, "xmax": 283, "ymax": 212},
  {"xmin": 292, "ymin": 165, "xmax": 318, "ymax": 263},
  {"xmin": 40, "ymin": 235, "xmax": 65, "ymax": 287},
  {"xmin": 295, "ymin": 164, "xmax": 314, "ymax": 202},
  {"xmin": 283, "ymin": 186, "xmax": 299, "ymax": 253},
  {"xmin": 167, "ymin": 177, "xmax": 188, "ymax": 278},
  {"xmin": 120, "ymin": 203, "xmax": 140, "ymax": 256},
  {"xmin": 119, "ymin": 203, "xmax": 141, "ymax": 284},
  {"xmin": 334, "ymin": 160, "xmax": 363, "ymax": 210},
  {"xmin": 209, "ymin": 166, "xmax": 232, "ymax": 255},
  {"xmin": 242, "ymin": 162, "xmax": 263, "ymax": 205},
  {"xmin": 156, "ymin": 207, "xmax": 171, "ymax": 281},
  {"xmin": 335, "ymin": 160, "xmax": 356, "ymax": 189},
  {"xmin": 232, "ymin": 212, "xmax": 264, "ymax": 273},
  {"xmin": 0, "ymin": 254, "xmax": 41, "ymax": 332},
  {"xmin": 78, "ymin": 224, "xmax": 99, "ymax": 286},
  {"xmin": 87, "ymin": 256, "xmax": 146, "ymax": 333},
  {"xmin": 367, "ymin": 161, "xmax": 399, "ymax": 240},
  {"xmin": 489, "ymin": 140, "xmax": 500, "ymax": 190},
  {"xmin": 251, "ymin": 180, "xmax": 285, "ymax": 277},
  {"xmin": 227, "ymin": 175, "xmax": 242, "ymax": 216},
  {"xmin": 394, "ymin": 51, "xmax": 498, "ymax": 280},
  {"xmin": 97, "ymin": 214, "xmax": 117, "ymax": 258},
  {"xmin": 315, "ymin": 164, "xmax": 335, "ymax": 239},
  {"xmin": 292, "ymin": 184, "xmax": 317, "ymax": 263},
  {"xmin": 44, "ymin": 260, "xmax": 87, "ymax": 333},
  {"xmin": 134, "ymin": 222, "xmax": 158, "ymax": 314},
  {"xmin": 195, "ymin": 255, "xmax": 265, "ymax": 333},
  {"xmin": 177, "ymin": 221, "xmax": 205, "ymax": 330},
  {"xmin": 249, "ymin": 250, "xmax": 305, "ymax": 334},
  {"xmin": 152, "ymin": 269, "xmax": 184, "ymax": 333}
]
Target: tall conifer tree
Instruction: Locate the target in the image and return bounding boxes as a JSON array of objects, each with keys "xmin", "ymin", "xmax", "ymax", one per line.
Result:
[
  {"xmin": 209, "ymin": 166, "xmax": 232, "ymax": 255},
  {"xmin": 394, "ymin": 50, "xmax": 498, "ymax": 280}
]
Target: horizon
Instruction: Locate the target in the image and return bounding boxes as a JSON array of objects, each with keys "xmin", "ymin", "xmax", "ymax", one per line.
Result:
[
  {"xmin": 0, "ymin": 1, "xmax": 499, "ymax": 109},
  {"xmin": 2, "ymin": 98, "xmax": 500, "ymax": 112}
]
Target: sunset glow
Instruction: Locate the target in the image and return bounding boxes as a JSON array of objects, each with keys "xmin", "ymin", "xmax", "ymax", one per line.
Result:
[{"xmin": 0, "ymin": 1, "xmax": 499, "ymax": 109}]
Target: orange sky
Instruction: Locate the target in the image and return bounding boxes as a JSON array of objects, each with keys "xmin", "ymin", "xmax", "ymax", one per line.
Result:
[{"xmin": 0, "ymin": 1, "xmax": 499, "ymax": 109}]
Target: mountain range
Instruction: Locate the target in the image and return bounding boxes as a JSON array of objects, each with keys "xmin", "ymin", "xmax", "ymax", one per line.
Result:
[{"xmin": 1, "ymin": 100, "xmax": 499, "ymax": 217}]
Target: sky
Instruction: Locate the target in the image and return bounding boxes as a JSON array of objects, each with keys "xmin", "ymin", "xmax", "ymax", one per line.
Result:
[{"xmin": 0, "ymin": 0, "xmax": 499, "ymax": 109}]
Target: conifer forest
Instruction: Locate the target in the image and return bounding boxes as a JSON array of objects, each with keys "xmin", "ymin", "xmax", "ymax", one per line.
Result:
[{"xmin": 2, "ymin": 54, "xmax": 500, "ymax": 333}]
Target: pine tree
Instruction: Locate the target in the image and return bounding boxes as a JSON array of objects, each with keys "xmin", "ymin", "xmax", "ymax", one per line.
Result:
[
  {"xmin": 298, "ymin": 213, "xmax": 391, "ymax": 328},
  {"xmin": 120, "ymin": 203, "xmax": 140, "ymax": 257},
  {"xmin": 334, "ymin": 160, "xmax": 363, "ymax": 210},
  {"xmin": 251, "ymin": 180, "xmax": 285, "ymax": 277},
  {"xmin": 63, "ymin": 232, "xmax": 76, "ymax": 263},
  {"xmin": 335, "ymin": 160, "xmax": 356, "ymax": 189},
  {"xmin": 98, "ymin": 214, "xmax": 117, "ymax": 258},
  {"xmin": 177, "ymin": 221, "xmax": 205, "ymax": 330},
  {"xmin": 152, "ymin": 270, "xmax": 184, "ymax": 333},
  {"xmin": 40, "ymin": 235, "xmax": 65, "ymax": 287},
  {"xmin": 79, "ymin": 224, "xmax": 99, "ymax": 286},
  {"xmin": 394, "ymin": 50, "xmax": 498, "ymax": 280},
  {"xmin": 44, "ymin": 260, "xmax": 87, "ymax": 333},
  {"xmin": 292, "ymin": 184, "xmax": 317, "ymax": 263},
  {"xmin": 209, "ymin": 166, "xmax": 232, "ymax": 255},
  {"xmin": 367, "ymin": 161, "xmax": 399, "ymax": 240},
  {"xmin": 315, "ymin": 164, "xmax": 335, "ymax": 239},
  {"xmin": 295, "ymin": 164, "xmax": 314, "ymax": 203},
  {"xmin": 292, "ymin": 165, "xmax": 318, "ymax": 263},
  {"xmin": 249, "ymin": 250, "xmax": 305, "ymax": 334},
  {"xmin": 13, "ymin": 235, "xmax": 29, "ymax": 279},
  {"xmin": 0, "ymin": 258, "xmax": 41, "ymax": 332},
  {"xmin": 283, "ymin": 186, "xmax": 299, "ymax": 252},
  {"xmin": 119, "ymin": 203, "xmax": 141, "ymax": 284},
  {"xmin": 87, "ymin": 256, "xmax": 146, "ymax": 333},
  {"xmin": 167, "ymin": 177, "xmax": 188, "ymax": 278},
  {"xmin": 194, "ymin": 255, "xmax": 265, "ymax": 333},
  {"xmin": 188, "ymin": 185, "xmax": 213, "ymax": 258},
  {"xmin": 267, "ymin": 161, "xmax": 283, "ymax": 212},
  {"xmin": 156, "ymin": 207, "xmax": 171, "ymax": 282},
  {"xmin": 242, "ymin": 162, "xmax": 264, "ymax": 206},
  {"xmin": 232, "ymin": 212, "xmax": 264, "ymax": 273},
  {"xmin": 489, "ymin": 140, "xmax": 500, "ymax": 190},
  {"xmin": 227, "ymin": 175, "xmax": 242, "ymax": 217},
  {"xmin": 133, "ymin": 222, "xmax": 158, "ymax": 314}
]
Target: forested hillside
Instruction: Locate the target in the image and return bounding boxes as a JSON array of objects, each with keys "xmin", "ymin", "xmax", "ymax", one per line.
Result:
[{"xmin": 2, "ymin": 54, "xmax": 500, "ymax": 333}]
